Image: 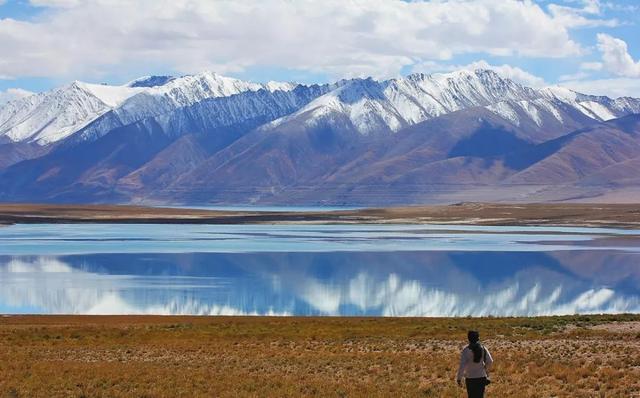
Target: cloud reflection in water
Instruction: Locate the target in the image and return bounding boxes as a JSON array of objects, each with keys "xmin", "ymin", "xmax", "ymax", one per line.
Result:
[{"xmin": 1, "ymin": 251, "xmax": 638, "ymax": 316}]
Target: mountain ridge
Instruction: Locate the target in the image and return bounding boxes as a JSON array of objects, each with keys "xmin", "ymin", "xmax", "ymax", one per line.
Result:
[{"xmin": 1, "ymin": 68, "xmax": 640, "ymax": 205}]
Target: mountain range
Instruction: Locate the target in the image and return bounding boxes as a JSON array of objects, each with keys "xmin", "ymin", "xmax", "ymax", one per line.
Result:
[{"xmin": 1, "ymin": 69, "xmax": 639, "ymax": 205}]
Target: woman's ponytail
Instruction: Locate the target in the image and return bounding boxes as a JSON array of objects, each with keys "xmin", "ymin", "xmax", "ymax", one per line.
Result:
[
  {"xmin": 470, "ymin": 342, "xmax": 483, "ymax": 363},
  {"xmin": 467, "ymin": 330, "xmax": 483, "ymax": 363}
]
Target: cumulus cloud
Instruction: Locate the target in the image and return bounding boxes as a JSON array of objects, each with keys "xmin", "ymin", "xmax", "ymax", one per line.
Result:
[
  {"xmin": 0, "ymin": 0, "xmax": 584, "ymax": 81},
  {"xmin": 0, "ymin": 88, "xmax": 35, "ymax": 104},
  {"xmin": 596, "ymin": 33, "xmax": 640, "ymax": 78}
]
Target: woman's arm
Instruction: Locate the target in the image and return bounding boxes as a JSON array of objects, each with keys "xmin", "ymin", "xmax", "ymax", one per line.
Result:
[
  {"xmin": 484, "ymin": 347, "xmax": 493, "ymax": 373},
  {"xmin": 456, "ymin": 348, "xmax": 468, "ymax": 385}
]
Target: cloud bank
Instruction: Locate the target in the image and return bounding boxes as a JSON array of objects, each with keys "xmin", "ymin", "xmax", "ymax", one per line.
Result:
[{"xmin": 0, "ymin": 0, "xmax": 586, "ymax": 81}]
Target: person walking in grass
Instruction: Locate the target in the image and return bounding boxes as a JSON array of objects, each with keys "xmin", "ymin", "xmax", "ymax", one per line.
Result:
[{"xmin": 456, "ymin": 330, "xmax": 493, "ymax": 398}]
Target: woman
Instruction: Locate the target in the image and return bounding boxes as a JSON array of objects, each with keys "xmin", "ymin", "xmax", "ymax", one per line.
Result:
[{"xmin": 456, "ymin": 330, "xmax": 493, "ymax": 398}]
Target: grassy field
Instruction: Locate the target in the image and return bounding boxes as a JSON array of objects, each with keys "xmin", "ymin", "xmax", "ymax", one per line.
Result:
[{"xmin": 1, "ymin": 315, "xmax": 639, "ymax": 397}]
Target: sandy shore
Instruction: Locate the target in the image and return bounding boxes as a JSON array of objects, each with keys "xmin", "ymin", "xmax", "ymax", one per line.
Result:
[
  {"xmin": 1, "ymin": 202, "xmax": 640, "ymax": 228},
  {"xmin": 1, "ymin": 314, "xmax": 638, "ymax": 397}
]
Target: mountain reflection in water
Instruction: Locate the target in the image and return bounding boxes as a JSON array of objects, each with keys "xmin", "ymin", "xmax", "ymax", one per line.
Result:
[{"xmin": 1, "ymin": 250, "xmax": 639, "ymax": 316}]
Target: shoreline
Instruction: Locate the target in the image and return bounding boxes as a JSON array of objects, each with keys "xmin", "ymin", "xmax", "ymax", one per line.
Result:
[{"xmin": 1, "ymin": 202, "xmax": 640, "ymax": 228}]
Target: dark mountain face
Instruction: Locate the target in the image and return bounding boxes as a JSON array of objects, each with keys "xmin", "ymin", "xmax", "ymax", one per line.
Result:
[
  {"xmin": 121, "ymin": 110, "xmax": 638, "ymax": 205},
  {"xmin": 0, "ymin": 138, "xmax": 51, "ymax": 170},
  {"xmin": 127, "ymin": 75, "xmax": 176, "ymax": 88},
  {"xmin": 507, "ymin": 114, "xmax": 640, "ymax": 185},
  {"xmin": 156, "ymin": 121, "xmax": 376, "ymax": 204},
  {"xmin": 0, "ymin": 122, "xmax": 175, "ymax": 203}
]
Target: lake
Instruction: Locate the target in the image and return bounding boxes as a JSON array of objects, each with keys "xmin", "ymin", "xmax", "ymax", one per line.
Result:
[{"xmin": 1, "ymin": 223, "xmax": 639, "ymax": 316}]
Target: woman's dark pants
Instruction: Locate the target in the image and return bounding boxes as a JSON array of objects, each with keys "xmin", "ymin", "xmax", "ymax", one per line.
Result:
[{"xmin": 465, "ymin": 377, "xmax": 487, "ymax": 398}]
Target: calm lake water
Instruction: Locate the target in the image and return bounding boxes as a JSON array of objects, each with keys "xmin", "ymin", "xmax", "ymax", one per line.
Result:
[{"xmin": 1, "ymin": 223, "xmax": 639, "ymax": 316}]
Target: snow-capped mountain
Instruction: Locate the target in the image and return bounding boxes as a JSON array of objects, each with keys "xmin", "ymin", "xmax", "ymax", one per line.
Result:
[
  {"xmin": 265, "ymin": 70, "xmax": 536, "ymax": 135},
  {"xmin": 0, "ymin": 71, "xmax": 298, "ymax": 145},
  {"xmin": 117, "ymin": 71, "xmax": 298, "ymax": 121},
  {"xmin": 540, "ymin": 86, "xmax": 640, "ymax": 120},
  {"xmin": 0, "ymin": 81, "xmax": 141, "ymax": 145},
  {"xmin": 2, "ymin": 68, "xmax": 640, "ymax": 205},
  {"xmin": 2, "ymin": 69, "xmax": 639, "ymax": 147},
  {"xmin": 264, "ymin": 70, "xmax": 640, "ymax": 138}
]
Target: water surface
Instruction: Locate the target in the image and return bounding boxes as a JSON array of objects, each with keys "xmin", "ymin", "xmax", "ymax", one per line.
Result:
[{"xmin": 1, "ymin": 223, "xmax": 639, "ymax": 316}]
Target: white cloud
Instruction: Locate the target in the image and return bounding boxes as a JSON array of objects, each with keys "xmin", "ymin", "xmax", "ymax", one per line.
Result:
[
  {"xmin": 0, "ymin": 0, "xmax": 583, "ymax": 81},
  {"xmin": 600, "ymin": 1, "xmax": 640, "ymax": 12},
  {"xmin": 0, "ymin": 88, "xmax": 34, "ymax": 104},
  {"xmin": 28, "ymin": 0, "xmax": 81, "ymax": 7},
  {"xmin": 580, "ymin": 61, "xmax": 603, "ymax": 71},
  {"xmin": 558, "ymin": 60, "xmax": 603, "ymax": 82},
  {"xmin": 596, "ymin": 33, "xmax": 640, "ymax": 78},
  {"xmin": 581, "ymin": 0, "xmax": 602, "ymax": 14},
  {"xmin": 558, "ymin": 71, "xmax": 590, "ymax": 81},
  {"xmin": 548, "ymin": 0, "xmax": 619, "ymax": 28},
  {"xmin": 560, "ymin": 77, "xmax": 640, "ymax": 97}
]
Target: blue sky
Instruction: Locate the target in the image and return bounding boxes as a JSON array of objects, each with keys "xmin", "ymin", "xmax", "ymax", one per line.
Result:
[{"xmin": 1, "ymin": 0, "xmax": 639, "ymax": 102}]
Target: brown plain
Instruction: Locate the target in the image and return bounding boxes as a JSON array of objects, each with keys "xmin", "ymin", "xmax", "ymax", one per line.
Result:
[
  {"xmin": 1, "ymin": 315, "xmax": 639, "ymax": 397},
  {"xmin": 1, "ymin": 202, "xmax": 640, "ymax": 228}
]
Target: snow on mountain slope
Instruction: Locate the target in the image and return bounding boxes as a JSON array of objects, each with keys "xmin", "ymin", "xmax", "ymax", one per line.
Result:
[
  {"xmin": 138, "ymin": 83, "xmax": 334, "ymax": 141},
  {"xmin": 540, "ymin": 87, "xmax": 640, "ymax": 121},
  {"xmin": 264, "ymin": 69, "xmax": 640, "ymax": 138},
  {"xmin": 477, "ymin": 85, "xmax": 640, "ymax": 137},
  {"xmin": 71, "ymin": 72, "xmax": 303, "ymax": 143},
  {"xmin": 0, "ymin": 71, "xmax": 298, "ymax": 145},
  {"xmin": 114, "ymin": 72, "xmax": 298, "ymax": 124},
  {"xmin": 3, "ymin": 68, "xmax": 639, "ymax": 147},
  {"xmin": 266, "ymin": 70, "xmax": 541, "ymax": 135},
  {"xmin": 0, "ymin": 82, "xmax": 145, "ymax": 145}
]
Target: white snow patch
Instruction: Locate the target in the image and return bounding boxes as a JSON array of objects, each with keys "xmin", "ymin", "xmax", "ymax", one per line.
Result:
[
  {"xmin": 534, "ymin": 98, "xmax": 564, "ymax": 123},
  {"xmin": 78, "ymin": 82, "xmax": 144, "ymax": 107},
  {"xmin": 517, "ymin": 100, "xmax": 542, "ymax": 126},
  {"xmin": 578, "ymin": 101, "xmax": 617, "ymax": 121},
  {"xmin": 542, "ymin": 86, "xmax": 578, "ymax": 102},
  {"xmin": 487, "ymin": 102, "xmax": 520, "ymax": 125}
]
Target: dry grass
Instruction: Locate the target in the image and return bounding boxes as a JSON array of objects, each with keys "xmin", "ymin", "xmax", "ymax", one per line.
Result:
[{"xmin": 1, "ymin": 315, "xmax": 639, "ymax": 397}]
